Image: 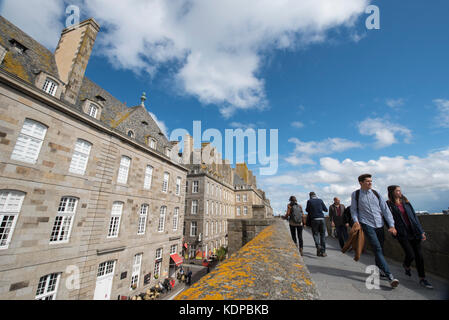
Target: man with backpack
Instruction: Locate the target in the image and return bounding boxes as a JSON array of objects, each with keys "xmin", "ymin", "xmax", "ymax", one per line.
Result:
[
  {"xmin": 284, "ymin": 196, "xmax": 305, "ymax": 256},
  {"xmin": 306, "ymin": 192, "xmax": 328, "ymax": 257},
  {"xmin": 350, "ymin": 174, "xmax": 400, "ymax": 288}
]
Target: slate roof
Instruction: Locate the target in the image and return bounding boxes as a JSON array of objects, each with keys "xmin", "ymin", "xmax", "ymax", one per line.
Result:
[
  {"xmin": 0, "ymin": 15, "xmax": 172, "ymax": 156},
  {"xmin": 0, "ymin": 15, "xmax": 60, "ymax": 85}
]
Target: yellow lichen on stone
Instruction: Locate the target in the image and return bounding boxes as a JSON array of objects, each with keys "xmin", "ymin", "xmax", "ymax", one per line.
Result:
[{"xmin": 2, "ymin": 52, "xmax": 30, "ymax": 83}]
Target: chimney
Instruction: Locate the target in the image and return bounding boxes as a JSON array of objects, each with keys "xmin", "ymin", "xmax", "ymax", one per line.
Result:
[{"xmin": 54, "ymin": 18, "xmax": 100, "ymax": 105}]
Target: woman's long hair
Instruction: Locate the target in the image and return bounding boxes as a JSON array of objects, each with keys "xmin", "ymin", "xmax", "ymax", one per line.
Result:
[{"xmin": 387, "ymin": 185, "xmax": 410, "ymax": 204}]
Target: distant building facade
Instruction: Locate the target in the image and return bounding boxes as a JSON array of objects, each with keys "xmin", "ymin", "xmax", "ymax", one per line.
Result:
[
  {"xmin": 0, "ymin": 16, "xmax": 186, "ymax": 300},
  {"xmin": 182, "ymin": 137, "xmax": 273, "ymax": 261}
]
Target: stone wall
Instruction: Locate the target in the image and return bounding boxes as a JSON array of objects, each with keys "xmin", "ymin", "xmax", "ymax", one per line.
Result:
[
  {"xmin": 325, "ymin": 215, "xmax": 449, "ymax": 280},
  {"xmin": 175, "ymin": 220, "xmax": 320, "ymax": 300}
]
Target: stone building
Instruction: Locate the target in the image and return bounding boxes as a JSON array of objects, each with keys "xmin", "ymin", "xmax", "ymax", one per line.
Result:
[
  {"xmin": 182, "ymin": 136, "xmax": 273, "ymax": 261},
  {"xmin": 0, "ymin": 16, "xmax": 187, "ymax": 300}
]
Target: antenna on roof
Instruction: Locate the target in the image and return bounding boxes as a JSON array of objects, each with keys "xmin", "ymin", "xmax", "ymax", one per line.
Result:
[{"xmin": 140, "ymin": 92, "xmax": 147, "ymax": 107}]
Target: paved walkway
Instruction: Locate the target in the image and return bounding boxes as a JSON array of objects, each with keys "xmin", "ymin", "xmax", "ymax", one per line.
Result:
[{"xmin": 291, "ymin": 222, "xmax": 449, "ymax": 300}]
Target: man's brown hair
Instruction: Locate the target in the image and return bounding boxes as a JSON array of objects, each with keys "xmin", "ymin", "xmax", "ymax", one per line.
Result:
[{"xmin": 358, "ymin": 174, "xmax": 372, "ymax": 183}]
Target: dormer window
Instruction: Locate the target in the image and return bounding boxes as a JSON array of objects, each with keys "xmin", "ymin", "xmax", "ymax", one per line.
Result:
[
  {"xmin": 127, "ymin": 130, "xmax": 135, "ymax": 138},
  {"xmin": 88, "ymin": 104, "xmax": 99, "ymax": 118},
  {"xmin": 42, "ymin": 78, "xmax": 58, "ymax": 96},
  {"xmin": 165, "ymin": 148, "xmax": 171, "ymax": 157},
  {"xmin": 9, "ymin": 39, "xmax": 27, "ymax": 54},
  {"xmin": 149, "ymin": 139, "xmax": 156, "ymax": 149}
]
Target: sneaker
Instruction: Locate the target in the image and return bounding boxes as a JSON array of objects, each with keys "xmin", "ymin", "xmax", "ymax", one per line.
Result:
[
  {"xmin": 317, "ymin": 249, "xmax": 322, "ymax": 257},
  {"xmin": 389, "ymin": 278, "xmax": 400, "ymax": 288},
  {"xmin": 321, "ymin": 252, "xmax": 327, "ymax": 257},
  {"xmin": 379, "ymin": 270, "xmax": 388, "ymax": 279},
  {"xmin": 419, "ymin": 279, "xmax": 433, "ymax": 289},
  {"xmin": 403, "ymin": 264, "xmax": 412, "ymax": 277},
  {"xmin": 299, "ymin": 248, "xmax": 304, "ymax": 256}
]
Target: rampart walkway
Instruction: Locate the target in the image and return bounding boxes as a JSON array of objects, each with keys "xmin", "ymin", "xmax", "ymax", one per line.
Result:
[{"xmin": 296, "ymin": 221, "xmax": 449, "ymax": 300}]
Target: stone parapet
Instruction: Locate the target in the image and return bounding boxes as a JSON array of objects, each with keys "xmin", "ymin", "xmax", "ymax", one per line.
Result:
[{"xmin": 175, "ymin": 220, "xmax": 320, "ymax": 300}]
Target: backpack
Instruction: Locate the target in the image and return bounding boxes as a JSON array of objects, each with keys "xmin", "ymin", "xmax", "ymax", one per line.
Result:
[{"xmin": 290, "ymin": 203, "xmax": 304, "ymax": 225}]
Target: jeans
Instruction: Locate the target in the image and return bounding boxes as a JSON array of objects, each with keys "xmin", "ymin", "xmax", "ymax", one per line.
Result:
[
  {"xmin": 289, "ymin": 225, "xmax": 304, "ymax": 249},
  {"xmin": 336, "ymin": 225, "xmax": 349, "ymax": 249},
  {"xmin": 398, "ymin": 237, "xmax": 425, "ymax": 278},
  {"xmin": 311, "ymin": 219, "xmax": 326, "ymax": 253},
  {"xmin": 361, "ymin": 223, "xmax": 393, "ymax": 279}
]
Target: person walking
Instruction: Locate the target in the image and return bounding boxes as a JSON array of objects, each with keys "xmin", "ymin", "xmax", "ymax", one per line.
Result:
[
  {"xmin": 187, "ymin": 269, "xmax": 193, "ymax": 286},
  {"xmin": 306, "ymin": 192, "xmax": 328, "ymax": 257},
  {"xmin": 386, "ymin": 185, "xmax": 433, "ymax": 289},
  {"xmin": 350, "ymin": 174, "xmax": 400, "ymax": 288},
  {"xmin": 329, "ymin": 197, "xmax": 349, "ymax": 249},
  {"xmin": 284, "ymin": 196, "xmax": 305, "ymax": 256}
]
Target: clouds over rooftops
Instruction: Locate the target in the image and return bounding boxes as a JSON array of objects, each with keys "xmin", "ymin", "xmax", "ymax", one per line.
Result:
[{"xmin": 1, "ymin": 0, "xmax": 370, "ymax": 117}]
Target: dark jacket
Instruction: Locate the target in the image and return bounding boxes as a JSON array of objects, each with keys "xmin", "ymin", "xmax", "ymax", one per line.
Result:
[
  {"xmin": 344, "ymin": 206, "xmax": 354, "ymax": 227},
  {"xmin": 329, "ymin": 204, "xmax": 346, "ymax": 227},
  {"xmin": 306, "ymin": 198, "xmax": 328, "ymax": 220},
  {"xmin": 387, "ymin": 200, "xmax": 424, "ymax": 240}
]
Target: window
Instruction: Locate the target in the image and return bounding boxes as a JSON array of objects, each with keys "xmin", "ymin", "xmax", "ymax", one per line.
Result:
[
  {"xmin": 165, "ymin": 148, "xmax": 171, "ymax": 157},
  {"xmin": 185, "ymin": 181, "xmax": 189, "ymax": 193},
  {"xmin": 11, "ymin": 119, "xmax": 47, "ymax": 164},
  {"xmin": 215, "ymin": 221, "xmax": 218, "ymax": 234},
  {"xmin": 154, "ymin": 249, "xmax": 162, "ymax": 278},
  {"xmin": 176, "ymin": 177, "xmax": 182, "ymax": 196},
  {"xmin": 190, "ymin": 221, "xmax": 197, "ymax": 237},
  {"xmin": 35, "ymin": 273, "xmax": 61, "ymax": 300},
  {"xmin": 236, "ymin": 195, "xmax": 241, "ymax": 202},
  {"xmin": 137, "ymin": 204, "xmax": 148, "ymax": 235},
  {"xmin": 131, "ymin": 254, "xmax": 142, "ymax": 290},
  {"xmin": 108, "ymin": 202, "xmax": 123, "ymax": 238},
  {"xmin": 244, "ymin": 206, "xmax": 248, "ymax": 216},
  {"xmin": 170, "ymin": 245, "xmax": 177, "ymax": 255},
  {"xmin": 205, "ymin": 201, "xmax": 209, "ymax": 215},
  {"xmin": 162, "ymin": 172, "xmax": 170, "ymax": 193},
  {"xmin": 158, "ymin": 206, "xmax": 166, "ymax": 232},
  {"xmin": 143, "ymin": 165, "xmax": 153, "ymax": 190},
  {"xmin": 0, "ymin": 191, "xmax": 25, "ymax": 249},
  {"xmin": 50, "ymin": 197, "xmax": 78, "ymax": 243},
  {"xmin": 205, "ymin": 222, "xmax": 209, "ymax": 237},
  {"xmin": 42, "ymin": 78, "xmax": 58, "ymax": 96},
  {"xmin": 206, "ymin": 182, "xmax": 209, "ymax": 195},
  {"xmin": 88, "ymin": 104, "xmax": 99, "ymax": 118},
  {"xmin": 97, "ymin": 261, "xmax": 115, "ymax": 278},
  {"xmin": 127, "ymin": 130, "xmax": 135, "ymax": 138},
  {"xmin": 117, "ymin": 156, "xmax": 131, "ymax": 184},
  {"xmin": 150, "ymin": 139, "xmax": 156, "ymax": 149},
  {"xmin": 237, "ymin": 207, "xmax": 241, "ymax": 216},
  {"xmin": 191, "ymin": 200, "xmax": 198, "ymax": 215},
  {"xmin": 189, "ymin": 245, "xmax": 196, "ymax": 259},
  {"xmin": 69, "ymin": 139, "xmax": 92, "ymax": 175},
  {"xmin": 243, "ymin": 194, "xmax": 248, "ymax": 202},
  {"xmin": 192, "ymin": 181, "xmax": 199, "ymax": 193},
  {"xmin": 173, "ymin": 208, "xmax": 179, "ymax": 231}
]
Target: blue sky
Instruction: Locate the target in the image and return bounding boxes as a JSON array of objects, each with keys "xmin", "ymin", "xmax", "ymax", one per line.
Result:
[{"xmin": 1, "ymin": 0, "xmax": 448, "ymax": 214}]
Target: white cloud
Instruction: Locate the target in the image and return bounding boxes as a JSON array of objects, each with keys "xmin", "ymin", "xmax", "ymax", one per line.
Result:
[
  {"xmin": 288, "ymin": 137, "xmax": 362, "ymax": 158},
  {"xmin": 1, "ymin": 0, "xmax": 371, "ymax": 117},
  {"xmin": 262, "ymin": 147, "xmax": 449, "ymax": 213},
  {"xmin": 291, "ymin": 121, "xmax": 305, "ymax": 129},
  {"xmin": 358, "ymin": 117, "xmax": 412, "ymax": 148},
  {"xmin": 386, "ymin": 98, "xmax": 405, "ymax": 108},
  {"xmin": 0, "ymin": 0, "xmax": 65, "ymax": 50},
  {"xmin": 433, "ymin": 99, "xmax": 449, "ymax": 128}
]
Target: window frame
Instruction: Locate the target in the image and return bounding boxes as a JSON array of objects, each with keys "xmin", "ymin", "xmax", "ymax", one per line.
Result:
[
  {"xmin": 69, "ymin": 139, "xmax": 92, "ymax": 176},
  {"xmin": 35, "ymin": 273, "xmax": 61, "ymax": 300},
  {"xmin": 117, "ymin": 156, "xmax": 131, "ymax": 184},
  {"xmin": 0, "ymin": 190, "xmax": 26, "ymax": 250},
  {"xmin": 137, "ymin": 204, "xmax": 148, "ymax": 235},
  {"xmin": 11, "ymin": 119, "xmax": 48, "ymax": 165},
  {"xmin": 49, "ymin": 196, "xmax": 78, "ymax": 244},
  {"xmin": 107, "ymin": 202, "xmax": 123, "ymax": 238}
]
